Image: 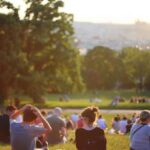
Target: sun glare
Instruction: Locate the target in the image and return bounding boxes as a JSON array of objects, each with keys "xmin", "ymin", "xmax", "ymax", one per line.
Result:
[
  {"xmin": 63, "ymin": 0, "xmax": 150, "ymax": 24},
  {"xmin": 2, "ymin": 0, "xmax": 150, "ymax": 23}
]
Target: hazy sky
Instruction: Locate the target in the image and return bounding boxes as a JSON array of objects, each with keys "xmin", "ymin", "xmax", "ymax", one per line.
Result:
[{"xmin": 4, "ymin": 0, "xmax": 150, "ymax": 24}]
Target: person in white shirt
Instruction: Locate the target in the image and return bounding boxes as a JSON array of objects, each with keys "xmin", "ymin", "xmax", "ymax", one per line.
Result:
[
  {"xmin": 97, "ymin": 115, "xmax": 107, "ymax": 130},
  {"xmin": 119, "ymin": 116, "xmax": 128, "ymax": 134},
  {"xmin": 71, "ymin": 113, "xmax": 78, "ymax": 128}
]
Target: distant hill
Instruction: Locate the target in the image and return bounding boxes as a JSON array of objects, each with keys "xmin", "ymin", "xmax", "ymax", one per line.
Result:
[{"xmin": 73, "ymin": 21, "xmax": 150, "ymax": 50}]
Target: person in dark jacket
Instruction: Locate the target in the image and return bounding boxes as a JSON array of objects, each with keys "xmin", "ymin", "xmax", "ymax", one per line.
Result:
[{"xmin": 75, "ymin": 106, "xmax": 107, "ymax": 150}]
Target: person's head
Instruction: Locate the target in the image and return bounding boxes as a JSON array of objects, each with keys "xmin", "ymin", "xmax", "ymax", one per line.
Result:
[
  {"xmin": 127, "ymin": 119, "xmax": 132, "ymax": 124},
  {"xmin": 6, "ymin": 105, "xmax": 17, "ymax": 116},
  {"xmin": 114, "ymin": 116, "xmax": 119, "ymax": 122},
  {"xmin": 122, "ymin": 116, "xmax": 127, "ymax": 120},
  {"xmin": 132, "ymin": 113, "xmax": 136, "ymax": 117},
  {"xmin": 53, "ymin": 107, "xmax": 62, "ymax": 116},
  {"xmin": 98, "ymin": 114, "xmax": 102, "ymax": 119},
  {"xmin": 81, "ymin": 106, "xmax": 99, "ymax": 125},
  {"xmin": 41, "ymin": 110, "xmax": 47, "ymax": 117},
  {"xmin": 23, "ymin": 107, "xmax": 37, "ymax": 123},
  {"xmin": 138, "ymin": 110, "xmax": 150, "ymax": 124}
]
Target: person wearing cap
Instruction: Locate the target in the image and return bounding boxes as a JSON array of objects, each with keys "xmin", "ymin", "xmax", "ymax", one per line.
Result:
[
  {"xmin": 10, "ymin": 104, "xmax": 52, "ymax": 150},
  {"xmin": 46, "ymin": 107, "xmax": 67, "ymax": 144},
  {"xmin": 130, "ymin": 110, "xmax": 150, "ymax": 150}
]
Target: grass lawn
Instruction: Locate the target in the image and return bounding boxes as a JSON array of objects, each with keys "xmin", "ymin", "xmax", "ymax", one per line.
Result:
[
  {"xmin": 0, "ymin": 113, "xmax": 131, "ymax": 150},
  {"xmin": 15, "ymin": 90, "xmax": 150, "ymax": 110},
  {"xmin": 0, "ymin": 134, "xmax": 130, "ymax": 150}
]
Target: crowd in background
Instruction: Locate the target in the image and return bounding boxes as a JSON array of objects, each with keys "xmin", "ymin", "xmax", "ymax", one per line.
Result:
[{"xmin": 0, "ymin": 105, "xmax": 150, "ymax": 150}]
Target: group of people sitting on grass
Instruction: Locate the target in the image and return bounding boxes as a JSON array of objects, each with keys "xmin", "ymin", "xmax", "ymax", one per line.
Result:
[
  {"xmin": 130, "ymin": 96, "xmax": 150, "ymax": 103},
  {"xmin": 0, "ymin": 104, "xmax": 150, "ymax": 150}
]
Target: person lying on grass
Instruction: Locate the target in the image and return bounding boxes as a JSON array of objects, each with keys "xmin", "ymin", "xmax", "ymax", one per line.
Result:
[{"xmin": 10, "ymin": 104, "xmax": 52, "ymax": 150}]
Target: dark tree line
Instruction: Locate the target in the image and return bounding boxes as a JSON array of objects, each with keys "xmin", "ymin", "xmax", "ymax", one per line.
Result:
[{"xmin": 83, "ymin": 46, "xmax": 150, "ymax": 91}]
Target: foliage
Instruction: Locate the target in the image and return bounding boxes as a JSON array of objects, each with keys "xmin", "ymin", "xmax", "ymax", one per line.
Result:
[
  {"xmin": 83, "ymin": 46, "xmax": 121, "ymax": 90},
  {"xmin": 120, "ymin": 47, "xmax": 150, "ymax": 91},
  {"xmin": 83, "ymin": 46, "xmax": 150, "ymax": 91},
  {"xmin": 0, "ymin": 0, "xmax": 84, "ymax": 103}
]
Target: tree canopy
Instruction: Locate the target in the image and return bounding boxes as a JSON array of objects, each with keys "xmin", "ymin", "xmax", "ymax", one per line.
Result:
[
  {"xmin": 83, "ymin": 46, "xmax": 150, "ymax": 91},
  {"xmin": 0, "ymin": 0, "xmax": 84, "ymax": 103}
]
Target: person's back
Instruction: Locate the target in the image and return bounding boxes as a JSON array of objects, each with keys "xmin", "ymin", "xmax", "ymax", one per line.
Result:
[
  {"xmin": 76, "ymin": 127, "xmax": 106, "ymax": 150},
  {"xmin": 0, "ymin": 114, "xmax": 10, "ymax": 143},
  {"xmin": 112, "ymin": 117, "xmax": 120, "ymax": 132},
  {"xmin": 130, "ymin": 123, "xmax": 150, "ymax": 150},
  {"xmin": 11, "ymin": 122, "xmax": 46, "ymax": 150},
  {"xmin": 75, "ymin": 107, "xmax": 106, "ymax": 150},
  {"xmin": 97, "ymin": 118, "xmax": 107, "ymax": 130},
  {"xmin": 130, "ymin": 111, "xmax": 150, "ymax": 150},
  {"xmin": 0, "ymin": 105, "xmax": 18, "ymax": 143},
  {"xmin": 120, "ymin": 118, "xmax": 127, "ymax": 133},
  {"xmin": 10, "ymin": 105, "xmax": 52, "ymax": 150},
  {"xmin": 47, "ymin": 115, "xmax": 66, "ymax": 144}
]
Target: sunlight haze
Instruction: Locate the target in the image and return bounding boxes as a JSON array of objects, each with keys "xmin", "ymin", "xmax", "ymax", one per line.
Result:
[{"xmin": 4, "ymin": 0, "xmax": 150, "ymax": 24}]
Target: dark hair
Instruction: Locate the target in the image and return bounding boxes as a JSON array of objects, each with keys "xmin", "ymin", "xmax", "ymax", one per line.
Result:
[
  {"xmin": 41, "ymin": 110, "xmax": 47, "ymax": 116},
  {"xmin": 6, "ymin": 105, "xmax": 17, "ymax": 112},
  {"xmin": 123, "ymin": 116, "xmax": 127, "ymax": 120},
  {"xmin": 81, "ymin": 107, "xmax": 99, "ymax": 123},
  {"xmin": 114, "ymin": 117, "xmax": 119, "ymax": 122},
  {"xmin": 139, "ymin": 111, "xmax": 150, "ymax": 122},
  {"xmin": 98, "ymin": 114, "xmax": 102, "ymax": 118},
  {"xmin": 23, "ymin": 107, "xmax": 37, "ymax": 122}
]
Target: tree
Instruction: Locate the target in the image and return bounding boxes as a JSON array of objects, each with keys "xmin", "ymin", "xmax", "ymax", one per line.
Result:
[
  {"xmin": 83, "ymin": 46, "xmax": 121, "ymax": 90},
  {"xmin": 0, "ymin": 1, "xmax": 26, "ymax": 103},
  {"xmin": 121, "ymin": 47, "xmax": 150, "ymax": 91},
  {"xmin": 0, "ymin": 0, "xmax": 84, "ymax": 103}
]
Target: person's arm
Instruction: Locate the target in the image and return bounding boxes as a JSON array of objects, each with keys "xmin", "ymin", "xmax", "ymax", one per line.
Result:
[
  {"xmin": 60, "ymin": 127, "xmax": 67, "ymax": 137},
  {"xmin": 33, "ymin": 107, "xmax": 52, "ymax": 135},
  {"xmin": 10, "ymin": 104, "xmax": 31, "ymax": 120}
]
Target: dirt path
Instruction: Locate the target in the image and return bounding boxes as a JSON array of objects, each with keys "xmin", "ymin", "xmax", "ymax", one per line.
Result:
[{"xmin": 44, "ymin": 108, "xmax": 143, "ymax": 114}]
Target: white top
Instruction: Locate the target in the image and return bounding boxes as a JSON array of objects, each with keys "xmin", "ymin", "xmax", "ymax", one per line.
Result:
[
  {"xmin": 97, "ymin": 118, "xmax": 107, "ymax": 130},
  {"xmin": 119, "ymin": 120, "xmax": 127, "ymax": 133},
  {"xmin": 71, "ymin": 114, "xmax": 78, "ymax": 122}
]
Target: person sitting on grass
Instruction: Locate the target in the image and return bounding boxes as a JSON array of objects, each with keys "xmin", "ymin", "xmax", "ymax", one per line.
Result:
[
  {"xmin": 110, "ymin": 116, "xmax": 120, "ymax": 134},
  {"xmin": 119, "ymin": 116, "xmax": 128, "ymax": 134},
  {"xmin": 10, "ymin": 104, "xmax": 52, "ymax": 150},
  {"xmin": 130, "ymin": 110, "xmax": 150, "ymax": 150},
  {"xmin": 97, "ymin": 115, "xmax": 107, "ymax": 130},
  {"xmin": 75, "ymin": 106, "xmax": 106, "ymax": 150},
  {"xmin": 0, "ymin": 105, "xmax": 22, "ymax": 143},
  {"xmin": 47, "ymin": 107, "xmax": 67, "ymax": 145}
]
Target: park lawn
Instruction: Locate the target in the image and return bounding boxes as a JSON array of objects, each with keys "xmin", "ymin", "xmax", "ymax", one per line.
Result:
[
  {"xmin": 0, "ymin": 113, "xmax": 131, "ymax": 150},
  {"xmin": 0, "ymin": 132, "xmax": 130, "ymax": 150},
  {"xmin": 34, "ymin": 90, "xmax": 150, "ymax": 109},
  {"xmin": 5, "ymin": 90, "xmax": 150, "ymax": 109}
]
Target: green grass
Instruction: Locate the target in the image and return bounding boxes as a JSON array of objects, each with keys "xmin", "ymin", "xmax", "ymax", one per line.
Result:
[
  {"xmin": 0, "ymin": 134, "xmax": 130, "ymax": 150},
  {"xmin": 4, "ymin": 89, "xmax": 150, "ymax": 110},
  {"xmin": 28, "ymin": 90, "xmax": 150, "ymax": 109},
  {"xmin": 0, "ymin": 113, "xmax": 130, "ymax": 150}
]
